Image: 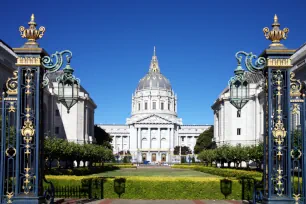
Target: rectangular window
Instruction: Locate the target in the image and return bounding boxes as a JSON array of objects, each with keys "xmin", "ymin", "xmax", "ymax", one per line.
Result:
[
  {"xmin": 168, "ymin": 103, "xmax": 170, "ymax": 110},
  {"xmin": 153, "ymin": 102, "xmax": 156, "ymax": 110},
  {"xmin": 237, "ymin": 111, "xmax": 241, "ymax": 118},
  {"xmin": 145, "ymin": 102, "xmax": 148, "ymax": 110},
  {"xmin": 161, "ymin": 102, "xmax": 164, "ymax": 110},
  {"xmin": 55, "ymin": 127, "xmax": 60, "ymax": 134},
  {"xmin": 237, "ymin": 128, "xmax": 241, "ymax": 135},
  {"xmin": 182, "ymin": 137, "xmax": 184, "ymax": 141},
  {"xmin": 138, "ymin": 103, "xmax": 141, "ymax": 111},
  {"xmin": 56, "ymin": 109, "xmax": 60, "ymax": 116}
]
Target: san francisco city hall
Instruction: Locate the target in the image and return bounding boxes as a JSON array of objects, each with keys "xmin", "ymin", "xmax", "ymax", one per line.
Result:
[{"xmin": 99, "ymin": 48, "xmax": 211, "ymax": 163}]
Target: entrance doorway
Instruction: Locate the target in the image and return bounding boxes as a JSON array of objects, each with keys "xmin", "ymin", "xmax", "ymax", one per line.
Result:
[
  {"xmin": 161, "ymin": 153, "xmax": 166, "ymax": 162},
  {"xmin": 151, "ymin": 153, "xmax": 156, "ymax": 162},
  {"xmin": 142, "ymin": 153, "xmax": 147, "ymax": 162}
]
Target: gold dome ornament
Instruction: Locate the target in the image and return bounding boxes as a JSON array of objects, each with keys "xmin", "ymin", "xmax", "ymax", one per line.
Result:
[
  {"xmin": 19, "ymin": 14, "xmax": 45, "ymax": 47},
  {"xmin": 263, "ymin": 14, "xmax": 289, "ymax": 47}
]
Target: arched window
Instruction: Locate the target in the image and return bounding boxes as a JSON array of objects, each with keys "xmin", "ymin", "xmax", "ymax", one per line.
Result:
[
  {"xmin": 145, "ymin": 102, "xmax": 148, "ymax": 110},
  {"xmin": 161, "ymin": 102, "xmax": 164, "ymax": 110}
]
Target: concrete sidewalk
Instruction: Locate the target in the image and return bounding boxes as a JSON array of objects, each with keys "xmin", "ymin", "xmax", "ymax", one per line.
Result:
[{"xmin": 87, "ymin": 199, "xmax": 242, "ymax": 204}]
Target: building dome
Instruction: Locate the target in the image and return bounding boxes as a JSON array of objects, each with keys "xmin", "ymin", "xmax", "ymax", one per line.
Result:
[{"xmin": 136, "ymin": 47, "xmax": 172, "ymax": 91}]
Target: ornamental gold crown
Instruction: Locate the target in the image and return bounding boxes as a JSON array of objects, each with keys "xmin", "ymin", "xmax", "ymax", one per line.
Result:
[
  {"xmin": 263, "ymin": 14, "xmax": 289, "ymax": 47},
  {"xmin": 19, "ymin": 14, "xmax": 45, "ymax": 46}
]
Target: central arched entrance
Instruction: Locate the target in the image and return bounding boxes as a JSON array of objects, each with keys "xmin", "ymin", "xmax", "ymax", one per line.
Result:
[
  {"xmin": 161, "ymin": 153, "xmax": 166, "ymax": 162},
  {"xmin": 151, "ymin": 153, "xmax": 156, "ymax": 162},
  {"xmin": 142, "ymin": 153, "xmax": 147, "ymax": 162}
]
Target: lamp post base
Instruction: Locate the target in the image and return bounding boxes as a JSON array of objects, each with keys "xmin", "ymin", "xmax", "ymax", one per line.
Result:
[{"xmin": 262, "ymin": 197, "xmax": 295, "ymax": 204}]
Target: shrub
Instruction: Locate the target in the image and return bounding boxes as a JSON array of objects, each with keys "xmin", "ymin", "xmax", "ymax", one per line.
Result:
[
  {"xmin": 45, "ymin": 176, "xmax": 242, "ymax": 200},
  {"xmin": 172, "ymin": 165, "xmax": 262, "ymax": 179}
]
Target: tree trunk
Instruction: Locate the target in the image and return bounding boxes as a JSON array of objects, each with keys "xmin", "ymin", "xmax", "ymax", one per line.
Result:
[{"xmin": 49, "ymin": 158, "xmax": 52, "ymax": 169}]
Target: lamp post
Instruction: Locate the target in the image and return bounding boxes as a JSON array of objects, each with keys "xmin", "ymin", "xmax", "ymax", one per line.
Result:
[
  {"xmin": 228, "ymin": 15, "xmax": 305, "ymax": 204},
  {"xmin": 0, "ymin": 14, "xmax": 80, "ymax": 203}
]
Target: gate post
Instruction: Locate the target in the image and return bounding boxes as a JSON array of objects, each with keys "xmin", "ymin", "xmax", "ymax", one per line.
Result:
[
  {"xmin": 11, "ymin": 14, "xmax": 47, "ymax": 203},
  {"xmin": 228, "ymin": 15, "xmax": 304, "ymax": 203}
]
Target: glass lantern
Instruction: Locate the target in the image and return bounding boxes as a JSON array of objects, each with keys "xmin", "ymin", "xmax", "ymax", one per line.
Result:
[
  {"xmin": 57, "ymin": 57, "xmax": 80, "ymax": 113},
  {"xmin": 229, "ymin": 63, "xmax": 249, "ymax": 112}
]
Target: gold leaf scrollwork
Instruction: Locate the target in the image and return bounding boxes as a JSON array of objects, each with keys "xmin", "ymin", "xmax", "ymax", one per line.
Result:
[
  {"xmin": 6, "ymin": 71, "xmax": 18, "ymax": 96},
  {"xmin": 6, "ymin": 192, "xmax": 13, "ymax": 204},
  {"xmin": 22, "ymin": 164, "xmax": 32, "ymax": 194},
  {"xmin": 273, "ymin": 120, "xmax": 287, "ymax": 158},
  {"xmin": 293, "ymin": 194, "xmax": 300, "ymax": 204},
  {"xmin": 291, "ymin": 149, "xmax": 302, "ymax": 159},
  {"xmin": 8, "ymin": 102, "xmax": 16, "ymax": 113},
  {"xmin": 292, "ymin": 104, "xmax": 299, "ymax": 115},
  {"xmin": 21, "ymin": 120, "xmax": 35, "ymax": 137},
  {"xmin": 5, "ymin": 147, "xmax": 16, "ymax": 157},
  {"xmin": 25, "ymin": 69, "xmax": 33, "ymax": 95},
  {"xmin": 21, "ymin": 107, "xmax": 34, "ymax": 194},
  {"xmin": 275, "ymin": 165, "xmax": 284, "ymax": 196},
  {"xmin": 290, "ymin": 72, "xmax": 302, "ymax": 98}
]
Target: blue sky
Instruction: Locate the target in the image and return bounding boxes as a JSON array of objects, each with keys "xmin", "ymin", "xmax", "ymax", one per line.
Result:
[{"xmin": 1, "ymin": 0, "xmax": 306, "ymax": 125}]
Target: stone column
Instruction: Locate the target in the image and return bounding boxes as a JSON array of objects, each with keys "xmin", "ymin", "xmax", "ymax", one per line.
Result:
[
  {"xmin": 158, "ymin": 128, "xmax": 161, "ymax": 148},
  {"xmin": 138, "ymin": 128, "xmax": 141, "ymax": 149},
  {"xmin": 122, "ymin": 136, "xmax": 124, "ymax": 151},
  {"xmin": 115, "ymin": 136, "xmax": 117, "ymax": 152},
  {"xmin": 169, "ymin": 127, "xmax": 172, "ymax": 149},
  {"xmin": 149, "ymin": 128, "xmax": 151, "ymax": 148},
  {"xmin": 84, "ymin": 105, "xmax": 89, "ymax": 142},
  {"xmin": 136, "ymin": 128, "xmax": 138, "ymax": 149},
  {"xmin": 174, "ymin": 126, "xmax": 177, "ymax": 147}
]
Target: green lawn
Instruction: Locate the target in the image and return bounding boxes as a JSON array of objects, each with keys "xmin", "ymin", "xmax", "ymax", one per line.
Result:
[{"xmin": 91, "ymin": 167, "xmax": 218, "ymax": 177}]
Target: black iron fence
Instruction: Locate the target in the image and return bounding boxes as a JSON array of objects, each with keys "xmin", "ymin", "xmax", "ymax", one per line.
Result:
[
  {"xmin": 238, "ymin": 177, "xmax": 263, "ymax": 204},
  {"xmin": 51, "ymin": 186, "xmax": 89, "ymax": 199},
  {"xmin": 45, "ymin": 177, "xmax": 116, "ymax": 200}
]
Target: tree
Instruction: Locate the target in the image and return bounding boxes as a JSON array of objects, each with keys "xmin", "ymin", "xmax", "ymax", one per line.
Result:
[
  {"xmin": 173, "ymin": 146, "xmax": 192, "ymax": 155},
  {"xmin": 94, "ymin": 125, "xmax": 112, "ymax": 149},
  {"xmin": 194, "ymin": 126, "xmax": 215, "ymax": 154},
  {"xmin": 248, "ymin": 143, "xmax": 263, "ymax": 169}
]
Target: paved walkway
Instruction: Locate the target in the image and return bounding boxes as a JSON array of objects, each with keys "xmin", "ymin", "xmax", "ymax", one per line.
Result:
[{"xmin": 87, "ymin": 199, "xmax": 242, "ymax": 204}]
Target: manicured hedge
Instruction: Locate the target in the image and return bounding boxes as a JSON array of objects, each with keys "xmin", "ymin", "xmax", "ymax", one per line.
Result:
[
  {"xmin": 45, "ymin": 165, "xmax": 136, "ymax": 176},
  {"xmin": 172, "ymin": 165, "xmax": 262, "ymax": 179},
  {"xmin": 45, "ymin": 176, "xmax": 242, "ymax": 200}
]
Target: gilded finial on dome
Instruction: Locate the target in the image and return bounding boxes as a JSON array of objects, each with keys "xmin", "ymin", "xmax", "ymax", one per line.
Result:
[
  {"xmin": 19, "ymin": 14, "xmax": 46, "ymax": 47},
  {"xmin": 149, "ymin": 47, "xmax": 160, "ymax": 73},
  {"xmin": 263, "ymin": 14, "xmax": 289, "ymax": 47}
]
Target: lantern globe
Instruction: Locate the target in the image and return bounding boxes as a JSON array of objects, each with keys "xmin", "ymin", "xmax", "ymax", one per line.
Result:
[
  {"xmin": 57, "ymin": 61, "xmax": 80, "ymax": 113},
  {"xmin": 229, "ymin": 65, "xmax": 250, "ymax": 111}
]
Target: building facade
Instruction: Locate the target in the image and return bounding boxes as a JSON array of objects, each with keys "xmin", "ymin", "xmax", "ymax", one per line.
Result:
[
  {"xmin": 211, "ymin": 43, "xmax": 306, "ymax": 146},
  {"xmin": 99, "ymin": 48, "xmax": 211, "ymax": 163},
  {"xmin": 0, "ymin": 39, "xmax": 96, "ymax": 143}
]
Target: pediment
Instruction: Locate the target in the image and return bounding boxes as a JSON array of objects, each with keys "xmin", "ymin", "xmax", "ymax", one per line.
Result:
[{"xmin": 136, "ymin": 114, "xmax": 172, "ymax": 124}]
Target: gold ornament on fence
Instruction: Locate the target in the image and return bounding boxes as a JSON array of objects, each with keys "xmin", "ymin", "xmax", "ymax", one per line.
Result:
[
  {"xmin": 19, "ymin": 14, "xmax": 45, "ymax": 46},
  {"xmin": 263, "ymin": 15, "xmax": 289, "ymax": 47}
]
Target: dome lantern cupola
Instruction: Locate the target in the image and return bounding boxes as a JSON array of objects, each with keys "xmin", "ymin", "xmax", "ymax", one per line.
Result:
[{"xmin": 136, "ymin": 47, "xmax": 172, "ymax": 91}]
